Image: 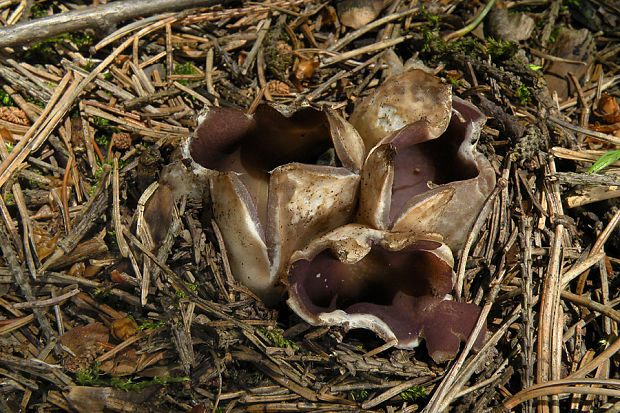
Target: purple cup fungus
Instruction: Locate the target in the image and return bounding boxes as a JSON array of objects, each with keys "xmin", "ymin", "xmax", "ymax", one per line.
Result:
[
  {"xmin": 350, "ymin": 70, "xmax": 496, "ymax": 250},
  {"xmin": 184, "ymin": 104, "xmax": 365, "ymax": 303},
  {"xmin": 286, "ymin": 224, "xmax": 485, "ymax": 363}
]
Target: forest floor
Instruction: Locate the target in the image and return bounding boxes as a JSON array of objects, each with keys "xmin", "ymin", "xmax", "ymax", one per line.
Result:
[{"xmin": 0, "ymin": 0, "xmax": 619, "ymax": 412}]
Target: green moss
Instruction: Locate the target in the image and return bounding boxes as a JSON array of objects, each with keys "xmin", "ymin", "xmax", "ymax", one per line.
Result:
[
  {"xmin": 486, "ymin": 39, "xmax": 518, "ymax": 60},
  {"xmin": 516, "ymin": 85, "xmax": 531, "ymax": 104},
  {"xmin": 95, "ymin": 133, "xmax": 111, "ymax": 146},
  {"xmin": 350, "ymin": 389, "xmax": 369, "ymax": 401},
  {"xmin": 258, "ymin": 327, "xmax": 299, "ymax": 351},
  {"xmin": 173, "ymin": 62, "xmax": 198, "ymax": 85},
  {"xmin": 400, "ymin": 385, "xmax": 427, "ymax": 401},
  {"xmin": 184, "ymin": 281, "xmax": 198, "ymax": 291},
  {"xmin": 421, "ymin": 32, "xmax": 518, "ymax": 63},
  {"xmin": 421, "ymin": 8, "xmax": 440, "ymax": 28},
  {"xmin": 92, "ymin": 116, "xmax": 110, "ymax": 128},
  {"xmin": 136, "ymin": 319, "xmax": 166, "ymax": 330},
  {"xmin": 75, "ymin": 362, "xmax": 102, "ymax": 385},
  {"xmin": 174, "ymin": 61, "xmax": 198, "ymax": 76},
  {"xmin": 263, "ymin": 26, "xmax": 294, "ymax": 81},
  {"xmin": 548, "ymin": 27, "xmax": 560, "ymax": 43},
  {"xmin": 26, "ymin": 32, "xmax": 93, "ymax": 61},
  {"xmin": 30, "ymin": 4, "xmax": 48, "ymax": 18},
  {"xmin": 0, "ymin": 90, "xmax": 15, "ymax": 106},
  {"xmin": 76, "ymin": 361, "xmax": 189, "ymax": 392}
]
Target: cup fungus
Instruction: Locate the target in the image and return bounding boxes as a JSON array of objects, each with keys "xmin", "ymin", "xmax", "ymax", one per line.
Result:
[
  {"xmin": 187, "ymin": 104, "xmax": 364, "ymax": 303},
  {"xmin": 286, "ymin": 224, "xmax": 485, "ymax": 363},
  {"xmin": 351, "ymin": 70, "xmax": 496, "ymax": 250}
]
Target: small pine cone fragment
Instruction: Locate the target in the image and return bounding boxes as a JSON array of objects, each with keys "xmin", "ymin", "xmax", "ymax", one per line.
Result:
[
  {"xmin": 0, "ymin": 107, "xmax": 29, "ymax": 125},
  {"xmin": 112, "ymin": 132, "xmax": 131, "ymax": 150}
]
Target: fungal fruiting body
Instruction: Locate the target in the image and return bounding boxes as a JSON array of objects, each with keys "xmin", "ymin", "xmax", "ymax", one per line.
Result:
[
  {"xmin": 188, "ymin": 104, "xmax": 364, "ymax": 303},
  {"xmin": 286, "ymin": 224, "xmax": 485, "ymax": 363},
  {"xmin": 351, "ymin": 69, "xmax": 496, "ymax": 250}
]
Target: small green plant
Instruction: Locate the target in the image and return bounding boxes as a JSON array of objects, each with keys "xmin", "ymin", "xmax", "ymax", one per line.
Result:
[
  {"xmin": 486, "ymin": 39, "xmax": 518, "ymax": 60},
  {"xmin": 0, "ymin": 90, "xmax": 14, "ymax": 106},
  {"xmin": 92, "ymin": 116, "xmax": 110, "ymax": 128},
  {"xmin": 248, "ymin": 372, "xmax": 266, "ymax": 385},
  {"xmin": 75, "ymin": 362, "xmax": 102, "ymax": 385},
  {"xmin": 173, "ymin": 62, "xmax": 198, "ymax": 85},
  {"xmin": 93, "ymin": 288, "xmax": 112, "ymax": 298},
  {"xmin": 76, "ymin": 362, "xmax": 188, "ymax": 391},
  {"xmin": 26, "ymin": 33, "xmax": 93, "ymax": 61},
  {"xmin": 420, "ymin": 8, "xmax": 440, "ymax": 28},
  {"xmin": 3, "ymin": 193, "xmax": 14, "ymax": 204},
  {"xmin": 528, "ymin": 64, "xmax": 543, "ymax": 71},
  {"xmin": 400, "ymin": 385, "xmax": 427, "ymax": 401},
  {"xmin": 548, "ymin": 27, "xmax": 560, "ymax": 43},
  {"xmin": 95, "ymin": 133, "xmax": 111, "ymax": 146},
  {"xmin": 562, "ymin": 0, "xmax": 580, "ymax": 8},
  {"xmin": 448, "ymin": 77, "xmax": 464, "ymax": 87},
  {"xmin": 588, "ymin": 149, "xmax": 620, "ymax": 174},
  {"xmin": 516, "ymin": 85, "xmax": 531, "ymax": 104},
  {"xmin": 137, "ymin": 319, "xmax": 166, "ymax": 330},
  {"xmin": 350, "ymin": 389, "xmax": 369, "ymax": 401},
  {"xmin": 184, "ymin": 282, "xmax": 198, "ymax": 291},
  {"xmin": 258, "ymin": 327, "xmax": 299, "ymax": 350},
  {"xmin": 30, "ymin": 4, "xmax": 48, "ymax": 18}
]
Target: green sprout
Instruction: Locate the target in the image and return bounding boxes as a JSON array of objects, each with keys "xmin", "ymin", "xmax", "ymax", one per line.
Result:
[
  {"xmin": 448, "ymin": 77, "xmax": 464, "ymax": 87},
  {"xmin": 588, "ymin": 149, "xmax": 620, "ymax": 174}
]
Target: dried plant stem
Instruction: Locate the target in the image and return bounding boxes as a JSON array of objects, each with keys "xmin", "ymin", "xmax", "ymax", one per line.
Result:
[
  {"xmin": 0, "ymin": 222, "xmax": 55, "ymax": 342},
  {"xmin": 328, "ymin": 7, "xmax": 421, "ymax": 52},
  {"xmin": 0, "ymin": 0, "xmax": 223, "ymax": 48},
  {"xmin": 320, "ymin": 35, "xmax": 413, "ymax": 67},
  {"xmin": 561, "ymin": 251, "xmax": 605, "ymax": 288},
  {"xmin": 591, "ymin": 208, "xmax": 620, "ymax": 257},
  {"xmin": 505, "ymin": 378, "xmax": 620, "ymax": 409},
  {"xmin": 439, "ymin": 307, "xmax": 522, "ymax": 410},
  {"xmin": 455, "ymin": 176, "xmax": 507, "ymax": 298},
  {"xmin": 442, "ymin": 0, "xmax": 497, "ymax": 42},
  {"xmin": 13, "ymin": 288, "xmax": 80, "ymax": 310},
  {"xmin": 549, "ymin": 116, "xmax": 620, "ymax": 146},
  {"xmin": 362, "ymin": 376, "xmax": 433, "ymax": 409},
  {"xmin": 40, "ymin": 166, "xmax": 111, "ymax": 272},
  {"xmin": 0, "ymin": 71, "xmax": 73, "ymax": 189},
  {"xmin": 424, "ymin": 263, "xmax": 507, "ymax": 412},
  {"xmin": 561, "ymin": 291, "xmax": 620, "ymax": 324},
  {"xmin": 537, "ymin": 223, "xmax": 564, "ymax": 412}
]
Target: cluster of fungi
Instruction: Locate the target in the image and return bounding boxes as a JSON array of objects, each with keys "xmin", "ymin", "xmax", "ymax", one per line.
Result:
[{"xmin": 152, "ymin": 69, "xmax": 496, "ymax": 363}]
